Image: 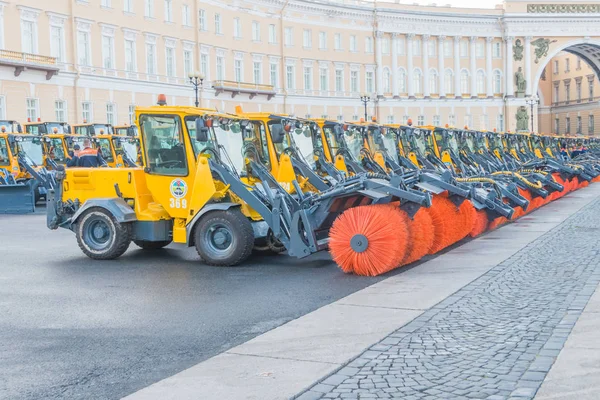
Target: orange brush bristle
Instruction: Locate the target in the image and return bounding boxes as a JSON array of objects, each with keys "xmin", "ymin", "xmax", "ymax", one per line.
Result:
[
  {"xmin": 511, "ymin": 206, "xmax": 525, "ymax": 220},
  {"xmin": 329, "ymin": 204, "xmax": 409, "ymax": 276},
  {"xmin": 488, "ymin": 216, "xmax": 508, "ymax": 230},
  {"xmin": 402, "ymin": 207, "xmax": 435, "ymax": 265},
  {"xmin": 469, "ymin": 210, "xmax": 489, "ymax": 237},
  {"xmin": 458, "ymin": 200, "xmax": 476, "ymax": 240},
  {"xmin": 530, "ymin": 196, "xmax": 545, "ymax": 210},
  {"xmin": 428, "ymin": 195, "xmax": 459, "ymax": 254}
]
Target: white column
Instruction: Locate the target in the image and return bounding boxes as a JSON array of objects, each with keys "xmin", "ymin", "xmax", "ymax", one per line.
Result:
[
  {"xmin": 407, "ymin": 33, "xmax": 415, "ymax": 98},
  {"xmin": 454, "ymin": 36, "xmax": 461, "ymax": 97},
  {"xmin": 423, "ymin": 35, "xmax": 430, "ymax": 98},
  {"xmin": 505, "ymin": 36, "xmax": 514, "ymax": 97},
  {"xmin": 438, "ymin": 35, "xmax": 446, "ymax": 98},
  {"xmin": 470, "ymin": 36, "xmax": 477, "ymax": 98},
  {"xmin": 486, "ymin": 37, "xmax": 493, "ymax": 98},
  {"xmin": 525, "ymin": 36, "xmax": 532, "ymax": 96},
  {"xmin": 392, "ymin": 33, "xmax": 399, "ymax": 98},
  {"xmin": 375, "ymin": 31, "xmax": 384, "ymax": 97}
]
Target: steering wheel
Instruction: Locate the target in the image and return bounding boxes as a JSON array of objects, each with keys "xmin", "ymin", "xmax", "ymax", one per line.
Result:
[{"xmin": 156, "ymin": 160, "xmax": 182, "ymax": 169}]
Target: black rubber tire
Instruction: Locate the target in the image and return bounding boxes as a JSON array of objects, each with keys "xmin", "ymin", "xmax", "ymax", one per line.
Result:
[
  {"xmin": 194, "ymin": 209, "xmax": 254, "ymax": 266},
  {"xmin": 133, "ymin": 240, "xmax": 172, "ymax": 250},
  {"xmin": 75, "ymin": 207, "xmax": 132, "ymax": 260}
]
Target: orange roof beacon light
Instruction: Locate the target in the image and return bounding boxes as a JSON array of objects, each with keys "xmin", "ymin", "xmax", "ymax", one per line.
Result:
[
  {"xmin": 445, "ymin": 124, "xmax": 449, "ymax": 128},
  {"xmin": 371, "ymin": 116, "xmax": 377, "ymax": 122},
  {"xmin": 493, "ymin": 128, "xmax": 497, "ymax": 133},
  {"xmin": 27, "ymin": 118, "xmax": 31, "ymax": 122},
  {"xmin": 157, "ymin": 94, "xmax": 167, "ymax": 106},
  {"xmin": 464, "ymin": 125, "xmax": 469, "ymax": 130},
  {"xmin": 407, "ymin": 119, "xmax": 413, "ymax": 126},
  {"xmin": 359, "ymin": 118, "xmax": 365, "ymax": 123},
  {"xmin": 37, "ymin": 118, "xmax": 41, "ymax": 122}
]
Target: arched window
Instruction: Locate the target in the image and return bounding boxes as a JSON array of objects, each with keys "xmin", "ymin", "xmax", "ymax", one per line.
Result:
[
  {"xmin": 493, "ymin": 70, "xmax": 502, "ymax": 94},
  {"xmin": 414, "ymin": 68, "xmax": 422, "ymax": 94},
  {"xmin": 429, "ymin": 69, "xmax": 438, "ymax": 94},
  {"xmin": 476, "ymin": 70, "xmax": 485, "ymax": 94},
  {"xmin": 445, "ymin": 69, "xmax": 454, "ymax": 94},
  {"xmin": 460, "ymin": 70, "xmax": 469, "ymax": 95},
  {"xmin": 398, "ymin": 68, "xmax": 407, "ymax": 93},
  {"xmin": 383, "ymin": 68, "xmax": 391, "ymax": 93}
]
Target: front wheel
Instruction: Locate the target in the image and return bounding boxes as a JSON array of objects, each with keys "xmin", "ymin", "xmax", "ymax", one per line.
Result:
[
  {"xmin": 75, "ymin": 208, "xmax": 132, "ymax": 260},
  {"xmin": 194, "ymin": 209, "xmax": 254, "ymax": 266},
  {"xmin": 133, "ymin": 240, "xmax": 172, "ymax": 250}
]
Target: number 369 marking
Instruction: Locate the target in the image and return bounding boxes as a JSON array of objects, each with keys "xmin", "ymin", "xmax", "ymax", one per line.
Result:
[{"xmin": 170, "ymin": 198, "xmax": 187, "ymax": 209}]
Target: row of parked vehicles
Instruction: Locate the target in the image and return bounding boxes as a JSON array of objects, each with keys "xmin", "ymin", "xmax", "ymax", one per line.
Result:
[
  {"xmin": 0, "ymin": 120, "xmax": 140, "ymax": 213},
  {"xmin": 34, "ymin": 97, "xmax": 600, "ymax": 275}
]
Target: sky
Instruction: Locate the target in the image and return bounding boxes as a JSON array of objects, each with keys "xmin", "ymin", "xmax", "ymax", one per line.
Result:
[{"xmin": 408, "ymin": 0, "xmax": 500, "ymax": 8}]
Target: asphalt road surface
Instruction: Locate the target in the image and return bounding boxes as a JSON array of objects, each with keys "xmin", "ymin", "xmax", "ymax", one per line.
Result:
[{"xmin": 0, "ymin": 210, "xmax": 401, "ymax": 400}]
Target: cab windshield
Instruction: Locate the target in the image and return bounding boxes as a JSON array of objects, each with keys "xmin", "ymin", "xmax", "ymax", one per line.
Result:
[
  {"xmin": 15, "ymin": 137, "xmax": 44, "ymax": 166},
  {"xmin": 0, "ymin": 121, "xmax": 20, "ymax": 133},
  {"xmin": 140, "ymin": 114, "xmax": 188, "ymax": 176},
  {"xmin": 68, "ymin": 136, "xmax": 89, "ymax": 152},
  {"xmin": 462, "ymin": 134, "xmax": 476, "ymax": 152},
  {"xmin": 411, "ymin": 129, "xmax": 428, "ymax": 155},
  {"xmin": 273, "ymin": 122, "xmax": 316, "ymax": 167},
  {"xmin": 344, "ymin": 126, "xmax": 364, "ymax": 161},
  {"xmin": 46, "ymin": 138, "xmax": 67, "ymax": 163},
  {"xmin": 213, "ymin": 121, "xmax": 245, "ymax": 174},
  {"xmin": 96, "ymin": 138, "xmax": 114, "ymax": 162},
  {"xmin": 0, "ymin": 138, "xmax": 9, "ymax": 166},
  {"xmin": 368, "ymin": 127, "xmax": 398, "ymax": 163},
  {"xmin": 444, "ymin": 131, "xmax": 459, "ymax": 153}
]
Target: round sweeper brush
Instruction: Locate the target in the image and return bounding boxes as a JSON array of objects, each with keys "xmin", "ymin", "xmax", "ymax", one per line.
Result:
[
  {"xmin": 402, "ymin": 207, "xmax": 435, "ymax": 265},
  {"xmin": 529, "ymin": 196, "xmax": 545, "ymax": 210},
  {"xmin": 427, "ymin": 195, "xmax": 459, "ymax": 254},
  {"xmin": 457, "ymin": 200, "xmax": 476, "ymax": 240},
  {"xmin": 511, "ymin": 206, "xmax": 525, "ymax": 220},
  {"xmin": 469, "ymin": 210, "xmax": 489, "ymax": 237},
  {"xmin": 329, "ymin": 204, "xmax": 409, "ymax": 276},
  {"xmin": 488, "ymin": 216, "xmax": 508, "ymax": 230},
  {"xmin": 581, "ymin": 180, "xmax": 590, "ymax": 188}
]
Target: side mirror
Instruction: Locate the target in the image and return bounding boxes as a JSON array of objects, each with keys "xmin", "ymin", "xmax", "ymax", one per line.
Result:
[
  {"xmin": 126, "ymin": 126, "xmax": 137, "ymax": 137},
  {"xmin": 195, "ymin": 118, "xmax": 209, "ymax": 142},
  {"xmin": 270, "ymin": 124, "xmax": 285, "ymax": 144}
]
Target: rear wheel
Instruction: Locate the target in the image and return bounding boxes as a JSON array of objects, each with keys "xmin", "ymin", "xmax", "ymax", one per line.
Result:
[
  {"xmin": 75, "ymin": 208, "xmax": 132, "ymax": 260},
  {"xmin": 133, "ymin": 240, "xmax": 172, "ymax": 250},
  {"xmin": 194, "ymin": 209, "xmax": 254, "ymax": 266}
]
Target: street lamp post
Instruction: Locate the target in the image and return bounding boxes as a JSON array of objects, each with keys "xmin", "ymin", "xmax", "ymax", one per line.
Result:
[
  {"xmin": 189, "ymin": 72, "xmax": 205, "ymax": 107},
  {"xmin": 360, "ymin": 93, "xmax": 370, "ymax": 121},
  {"xmin": 525, "ymin": 95, "xmax": 539, "ymax": 133}
]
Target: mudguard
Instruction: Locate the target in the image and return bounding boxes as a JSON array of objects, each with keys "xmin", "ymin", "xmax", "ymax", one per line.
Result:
[
  {"xmin": 185, "ymin": 202, "xmax": 241, "ymax": 245},
  {"xmin": 69, "ymin": 198, "xmax": 137, "ymax": 229}
]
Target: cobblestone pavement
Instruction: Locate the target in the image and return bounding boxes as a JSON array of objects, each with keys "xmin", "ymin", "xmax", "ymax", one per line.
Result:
[{"xmin": 298, "ymin": 199, "xmax": 600, "ymax": 400}]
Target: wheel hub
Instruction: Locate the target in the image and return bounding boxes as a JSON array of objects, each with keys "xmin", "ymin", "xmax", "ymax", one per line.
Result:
[
  {"xmin": 208, "ymin": 225, "xmax": 232, "ymax": 251},
  {"xmin": 350, "ymin": 234, "xmax": 369, "ymax": 253}
]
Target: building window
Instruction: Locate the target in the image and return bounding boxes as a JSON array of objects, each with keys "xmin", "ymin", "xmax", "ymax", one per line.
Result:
[
  {"xmin": 215, "ymin": 14, "xmax": 222, "ymax": 34},
  {"xmin": 164, "ymin": 0, "xmax": 173, "ymax": 22},
  {"xmin": 429, "ymin": 70, "xmax": 437, "ymax": 94},
  {"xmin": 553, "ymin": 60, "xmax": 559, "ymax": 74},
  {"xmin": 417, "ymin": 115, "xmax": 425, "ymax": 126},
  {"xmin": 383, "ymin": 68, "xmax": 391, "ymax": 93},
  {"xmin": 55, "ymin": 100, "xmax": 66, "ymax": 122},
  {"xmin": 577, "ymin": 56, "xmax": 582, "ymax": 70},
  {"xmin": 334, "ymin": 33, "xmax": 342, "ymax": 50},
  {"xmin": 82, "ymin": 102, "xmax": 92, "ymax": 122},
  {"xmin": 183, "ymin": 50, "xmax": 192, "ymax": 77},
  {"xmin": 125, "ymin": 39, "xmax": 136, "ymax": 72},
  {"xmin": 101, "ymin": 0, "xmax": 112, "ymax": 7},
  {"xmin": 350, "ymin": 70, "xmax": 358, "ymax": 92},
  {"xmin": 50, "ymin": 25, "xmax": 65, "ymax": 62},
  {"xmin": 365, "ymin": 37, "xmax": 373, "ymax": 53},
  {"xmin": 428, "ymin": 40, "xmax": 436, "ymax": 57},
  {"xmin": 129, "ymin": 105, "xmax": 135, "ymax": 124},
  {"xmin": 382, "ymin": 37, "xmax": 390, "ymax": 55},
  {"xmin": 476, "ymin": 70, "xmax": 485, "ymax": 94},
  {"xmin": 106, "ymin": 103, "xmax": 116, "ymax": 125},
  {"xmin": 26, "ymin": 98, "xmax": 39, "ymax": 121},
  {"xmin": 476, "ymin": 42, "xmax": 484, "ymax": 58},
  {"xmin": 577, "ymin": 116, "xmax": 582, "ymax": 134},
  {"xmin": 566, "ymin": 117, "xmax": 571, "ymax": 134},
  {"xmin": 589, "ymin": 114, "xmax": 594, "ymax": 134},
  {"xmin": 433, "ymin": 115, "xmax": 440, "ymax": 126},
  {"xmin": 565, "ymin": 58, "xmax": 570, "ymax": 72},
  {"xmin": 397, "ymin": 37, "xmax": 405, "ymax": 55},
  {"xmin": 554, "ymin": 118, "xmax": 559, "ymax": 134},
  {"xmin": 493, "ymin": 70, "xmax": 502, "ymax": 94},
  {"xmin": 182, "ymin": 4, "xmax": 190, "ymax": 26},
  {"xmin": 448, "ymin": 114, "xmax": 455, "ymax": 126},
  {"xmin": 146, "ymin": 43, "xmax": 156, "ymax": 75},
  {"xmin": 339, "ymin": 115, "xmax": 345, "ymax": 122},
  {"xmin": 319, "ymin": 67, "xmax": 328, "ymax": 91},
  {"xmin": 460, "ymin": 40, "xmax": 468, "ymax": 57},
  {"xmin": 77, "ymin": 30, "xmax": 91, "ymax": 66},
  {"xmin": 350, "ymin": 35, "xmax": 357, "ymax": 52},
  {"xmin": 252, "ymin": 21, "xmax": 261, "ymax": 42},
  {"xmin": 553, "ymin": 83, "xmax": 560, "ymax": 103},
  {"xmin": 335, "ymin": 69, "xmax": 343, "ymax": 92},
  {"xmin": 21, "ymin": 19, "xmax": 37, "ymax": 54},
  {"xmin": 460, "ymin": 70, "xmax": 469, "ymax": 94},
  {"xmin": 200, "ymin": 53, "xmax": 209, "ymax": 77},
  {"xmin": 124, "ymin": 0, "xmax": 134, "ymax": 13},
  {"xmin": 413, "ymin": 69, "xmax": 422, "ymax": 94},
  {"xmin": 366, "ymin": 71, "xmax": 374, "ymax": 93},
  {"xmin": 398, "ymin": 68, "xmax": 407, "ymax": 93},
  {"xmin": 102, "ymin": 34, "xmax": 115, "ymax": 69},
  {"xmin": 497, "ymin": 114, "xmax": 504, "ymax": 132},
  {"xmin": 198, "ymin": 9, "xmax": 206, "ymax": 31},
  {"xmin": 253, "ymin": 61, "xmax": 262, "ymax": 84},
  {"xmin": 165, "ymin": 46, "xmax": 175, "ymax": 77},
  {"xmin": 565, "ymin": 83, "xmax": 571, "ymax": 103},
  {"xmin": 286, "ymin": 65, "xmax": 295, "ymax": 89},
  {"xmin": 234, "ymin": 59, "xmax": 243, "ymax": 82},
  {"xmin": 412, "ymin": 38, "xmax": 421, "ymax": 56},
  {"xmin": 284, "ymin": 27, "xmax": 293, "ymax": 46},
  {"xmin": 590, "ymin": 78, "xmax": 595, "ymax": 101},
  {"xmin": 576, "ymin": 80, "xmax": 582, "ymax": 102},
  {"xmin": 304, "ymin": 66, "xmax": 313, "ymax": 90},
  {"xmin": 402, "ymin": 115, "xmax": 409, "ymax": 124},
  {"xmin": 233, "ymin": 18, "xmax": 241, "ymax": 39},
  {"xmin": 387, "ymin": 115, "xmax": 394, "ymax": 124},
  {"xmin": 445, "ymin": 69, "xmax": 453, "ymax": 94},
  {"xmin": 303, "ymin": 29, "xmax": 312, "ymax": 48},
  {"xmin": 319, "ymin": 32, "xmax": 327, "ymax": 50},
  {"xmin": 444, "ymin": 40, "xmax": 452, "ymax": 57},
  {"xmin": 493, "ymin": 42, "xmax": 501, "ymax": 58},
  {"xmin": 145, "ymin": 0, "xmax": 154, "ymax": 17},
  {"xmin": 269, "ymin": 25, "xmax": 276, "ymax": 44},
  {"xmin": 216, "ymin": 57, "xmax": 224, "ymax": 80},
  {"xmin": 270, "ymin": 63, "xmax": 278, "ymax": 87}
]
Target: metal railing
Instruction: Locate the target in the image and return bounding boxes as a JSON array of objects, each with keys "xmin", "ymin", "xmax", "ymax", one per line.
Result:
[
  {"xmin": 552, "ymin": 96, "xmax": 600, "ymax": 106},
  {"xmin": 0, "ymin": 50, "xmax": 56, "ymax": 66}
]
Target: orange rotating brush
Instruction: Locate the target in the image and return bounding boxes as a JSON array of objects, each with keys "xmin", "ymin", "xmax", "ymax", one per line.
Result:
[
  {"xmin": 329, "ymin": 204, "xmax": 409, "ymax": 276},
  {"xmin": 469, "ymin": 210, "xmax": 489, "ymax": 237},
  {"xmin": 402, "ymin": 207, "xmax": 435, "ymax": 265}
]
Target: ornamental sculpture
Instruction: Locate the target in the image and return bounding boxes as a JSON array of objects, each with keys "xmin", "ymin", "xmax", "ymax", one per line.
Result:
[
  {"xmin": 531, "ymin": 38, "xmax": 557, "ymax": 63},
  {"xmin": 528, "ymin": 4, "xmax": 600, "ymax": 13},
  {"xmin": 516, "ymin": 106, "xmax": 529, "ymax": 132},
  {"xmin": 515, "ymin": 67, "xmax": 526, "ymax": 95},
  {"xmin": 513, "ymin": 39, "xmax": 524, "ymax": 61}
]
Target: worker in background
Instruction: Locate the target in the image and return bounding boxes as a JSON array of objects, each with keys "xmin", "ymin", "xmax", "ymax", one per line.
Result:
[
  {"xmin": 66, "ymin": 144, "xmax": 81, "ymax": 167},
  {"xmin": 77, "ymin": 139, "xmax": 107, "ymax": 167},
  {"xmin": 559, "ymin": 142, "xmax": 569, "ymax": 160},
  {"xmin": 571, "ymin": 142, "xmax": 584, "ymax": 158}
]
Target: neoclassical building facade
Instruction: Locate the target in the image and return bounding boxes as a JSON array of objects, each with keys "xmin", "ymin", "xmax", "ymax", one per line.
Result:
[{"xmin": 2, "ymin": 0, "xmax": 600, "ymax": 134}]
